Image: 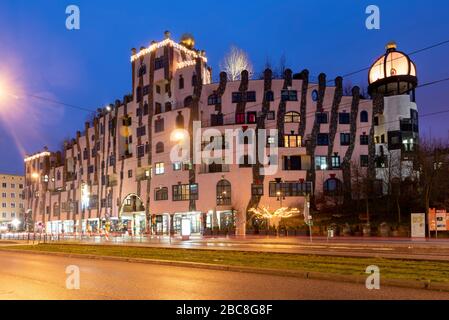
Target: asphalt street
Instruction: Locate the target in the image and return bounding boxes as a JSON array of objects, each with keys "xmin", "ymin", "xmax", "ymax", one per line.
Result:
[{"xmin": 0, "ymin": 251, "xmax": 448, "ymax": 300}]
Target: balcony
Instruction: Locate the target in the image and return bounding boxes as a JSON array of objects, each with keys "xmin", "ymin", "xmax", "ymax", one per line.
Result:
[{"xmin": 122, "ymin": 204, "xmax": 145, "ymax": 213}]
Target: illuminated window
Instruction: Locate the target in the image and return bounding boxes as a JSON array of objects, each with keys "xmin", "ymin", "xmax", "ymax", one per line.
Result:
[
  {"xmin": 284, "ymin": 135, "xmax": 302, "ymax": 148},
  {"xmin": 284, "ymin": 111, "xmax": 300, "ymax": 123},
  {"xmin": 172, "ymin": 184, "xmax": 198, "ymax": 201},
  {"xmin": 216, "ymin": 180, "xmax": 231, "ymax": 205},
  {"xmin": 155, "ymin": 163, "xmax": 165, "ymax": 175},
  {"xmin": 315, "ymin": 156, "xmax": 327, "ymax": 170}
]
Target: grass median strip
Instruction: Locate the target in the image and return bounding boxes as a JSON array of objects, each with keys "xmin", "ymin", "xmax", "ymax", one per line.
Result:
[{"xmin": 3, "ymin": 244, "xmax": 449, "ymax": 283}]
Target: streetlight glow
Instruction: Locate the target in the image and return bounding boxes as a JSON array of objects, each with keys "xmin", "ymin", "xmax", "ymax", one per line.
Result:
[{"xmin": 11, "ymin": 219, "xmax": 21, "ymax": 228}]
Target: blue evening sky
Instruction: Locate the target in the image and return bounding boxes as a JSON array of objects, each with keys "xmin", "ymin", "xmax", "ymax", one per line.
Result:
[{"xmin": 0, "ymin": 0, "xmax": 448, "ymax": 174}]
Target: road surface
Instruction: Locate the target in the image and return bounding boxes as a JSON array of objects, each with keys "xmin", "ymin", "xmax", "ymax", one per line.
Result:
[{"xmin": 0, "ymin": 251, "xmax": 448, "ymax": 300}]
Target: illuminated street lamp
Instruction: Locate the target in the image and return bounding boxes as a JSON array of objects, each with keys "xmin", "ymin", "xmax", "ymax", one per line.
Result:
[
  {"xmin": 172, "ymin": 129, "xmax": 187, "ymax": 142},
  {"xmin": 31, "ymin": 172, "xmax": 39, "ymax": 180},
  {"xmin": 11, "ymin": 219, "xmax": 21, "ymax": 230}
]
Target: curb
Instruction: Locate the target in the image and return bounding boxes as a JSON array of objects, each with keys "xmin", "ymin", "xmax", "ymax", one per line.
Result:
[{"xmin": 2, "ymin": 248, "xmax": 449, "ymax": 293}]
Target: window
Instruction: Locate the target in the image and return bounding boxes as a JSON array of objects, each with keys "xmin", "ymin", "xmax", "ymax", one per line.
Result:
[
  {"xmin": 211, "ymin": 114, "xmax": 224, "ymax": 126},
  {"xmin": 156, "ymin": 85, "xmax": 161, "ymax": 94},
  {"xmin": 53, "ymin": 203, "xmax": 59, "ymax": 216},
  {"xmin": 360, "ymin": 155, "xmax": 369, "ymax": 167},
  {"xmin": 267, "ymin": 136, "xmax": 276, "ymax": 146},
  {"xmin": 284, "ymin": 111, "xmax": 300, "ymax": 123},
  {"xmin": 281, "ymin": 90, "xmax": 298, "ymax": 101},
  {"xmin": 179, "ymin": 75, "xmax": 184, "ymax": 89},
  {"xmin": 138, "ymin": 64, "xmax": 146, "ymax": 77},
  {"xmin": 236, "ymin": 113, "xmax": 245, "ymax": 124},
  {"xmin": 155, "ymin": 163, "xmax": 165, "ymax": 175},
  {"xmin": 136, "ymin": 86, "xmax": 142, "ymax": 103},
  {"xmin": 340, "ymin": 133, "xmax": 351, "ymax": 146},
  {"xmin": 312, "ymin": 90, "xmax": 319, "ymax": 102},
  {"xmin": 216, "ymin": 180, "xmax": 231, "ymax": 205},
  {"xmin": 184, "ymin": 96, "xmax": 194, "ymax": 108},
  {"xmin": 232, "ymin": 92, "xmax": 242, "ymax": 103},
  {"xmin": 155, "ymin": 187, "xmax": 168, "ymax": 201},
  {"xmin": 122, "ymin": 117, "xmax": 132, "ymax": 126},
  {"xmin": 284, "ymin": 135, "xmax": 302, "ymax": 148},
  {"xmin": 266, "ymin": 111, "xmax": 275, "ymax": 120},
  {"xmin": 137, "ymin": 145, "xmax": 145, "ymax": 158},
  {"xmin": 155, "ymin": 142, "xmax": 164, "ymax": 154},
  {"xmin": 265, "ymin": 91, "xmax": 274, "ymax": 101},
  {"xmin": 247, "ymin": 112, "xmax": 257, "ymax": 124},
  {"xmin": 246, "ymin": 91, "xmax": 256, "ymax": 102},
  {"xmin": 315, "ymin": 156, "xmax": 328, "ymax": 170},
  {"xmin": 143, "ymin": 85, "xmax": 150, "ymax": 96},
  {"xmin": 360, "ymin": 134, "xmax": 369, "ymax": 145},
  {"xmin": 269, "ymin": 181, "xmax": 312, "ymax": 197},
  {"xmin": 283, "ymin": 156, "xmax": 302, "ymax": 171},
  {"xmin": 162, "ymin": 102, "xmax": 171, "ymax": 113},
  {"xmin": 173, "ymin": 162, "xmax": 182, "ymax": 171},
  {"xmin": 172, "ymin": 184, "xmax": 198, "ymax": 201},
  {"xmin": 339, "ymin": 113, "xmax": 350, "ymax": 124},
  {"xmin": 232, "ymin": 91, "xmax": 256, "ymax": 103},
  {"xmin": 1, "ymin": 183, "xmax": 6, "ymax": 188},
  {"xmin": 331, "ymin": 156, "xmax": 341, "ymax": 169},
  {"xmin": 317, "ymin": 133, "xmax": 329, "ymax": 146},
  {"xmin": 316, "ymin": 112, "xmax": 328, "ymax": 124},
  {"xmin": 128, "ymin": 170, "xmax": 133, "ymax": 178},
  {"xmin": 360, "ymin": 110, "xmax": 369, "ymax": 123},
  {"xmin": 155, "ymin": 103, "xmax": 162, "ymax": 114},
  {"xmin": 137, "ymin": 126, "xmax": 146, "ymax": 137},
  {"xmin": 374, "ymin": 116, "xmax": 379, "ymax": 126},
  {"xmin": 165, "ymin": 84, "xmax": 170, "ymax": 94},
  {"xmin": 208, "ymin": 94, "xmax": 221, "ymax": 105},
  {"xmin": 155, "ymin": 118, "xmax": 164, "ymax": 133},
  {"xmin": 83, "ymin": 148, "xmax": 89, "ymax": 160},
  {"xmin": 1, "ymin": 193, "xmax": 5, "ymax": 198},
  {"xmin": 324, "ymin": 178, "xmax": 343, "ymax": 195},
  {"xmin": 154, "ymin": 56, "xmax": 164, "ymax": 70},
  {"xmin": 251, "ymin": 184, "xmax": 264, "ymax": 196}
]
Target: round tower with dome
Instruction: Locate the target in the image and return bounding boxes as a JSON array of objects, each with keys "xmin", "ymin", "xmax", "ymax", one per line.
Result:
[{"xmin": 368, "ymin": 42, "xmax": 419, "ymax": 189}]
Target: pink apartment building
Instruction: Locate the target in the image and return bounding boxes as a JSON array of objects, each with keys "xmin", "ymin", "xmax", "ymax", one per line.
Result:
[{"xmin": 24, "ymin": 33, "xmax": 419, "ymax": 236}]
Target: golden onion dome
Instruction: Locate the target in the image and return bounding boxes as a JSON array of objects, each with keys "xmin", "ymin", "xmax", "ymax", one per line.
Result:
[
  {"xmin": 368, "ymin": 42, "xmax": 417, "ymax": 85},
  {"xmin": 180, "ymin": 33, "xmax": 195, "ymax": 49}
]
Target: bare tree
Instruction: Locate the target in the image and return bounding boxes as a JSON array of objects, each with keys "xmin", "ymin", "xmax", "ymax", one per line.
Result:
[
  {"xmin": 415, "ymin": 137, "xmax": 449, "ymax": 236},
  {"xmin": 278, "ymin": 53, "xmax": 287, "ymax": 78},
  {"xmin": 220, "ymin": 46, "xmax": 253, "ymax": 81}
]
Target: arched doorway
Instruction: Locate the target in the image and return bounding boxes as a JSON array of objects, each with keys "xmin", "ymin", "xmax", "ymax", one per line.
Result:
[{"xmin": 119, "ymin": 194, "xmax": 146, "ymax": 236}]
